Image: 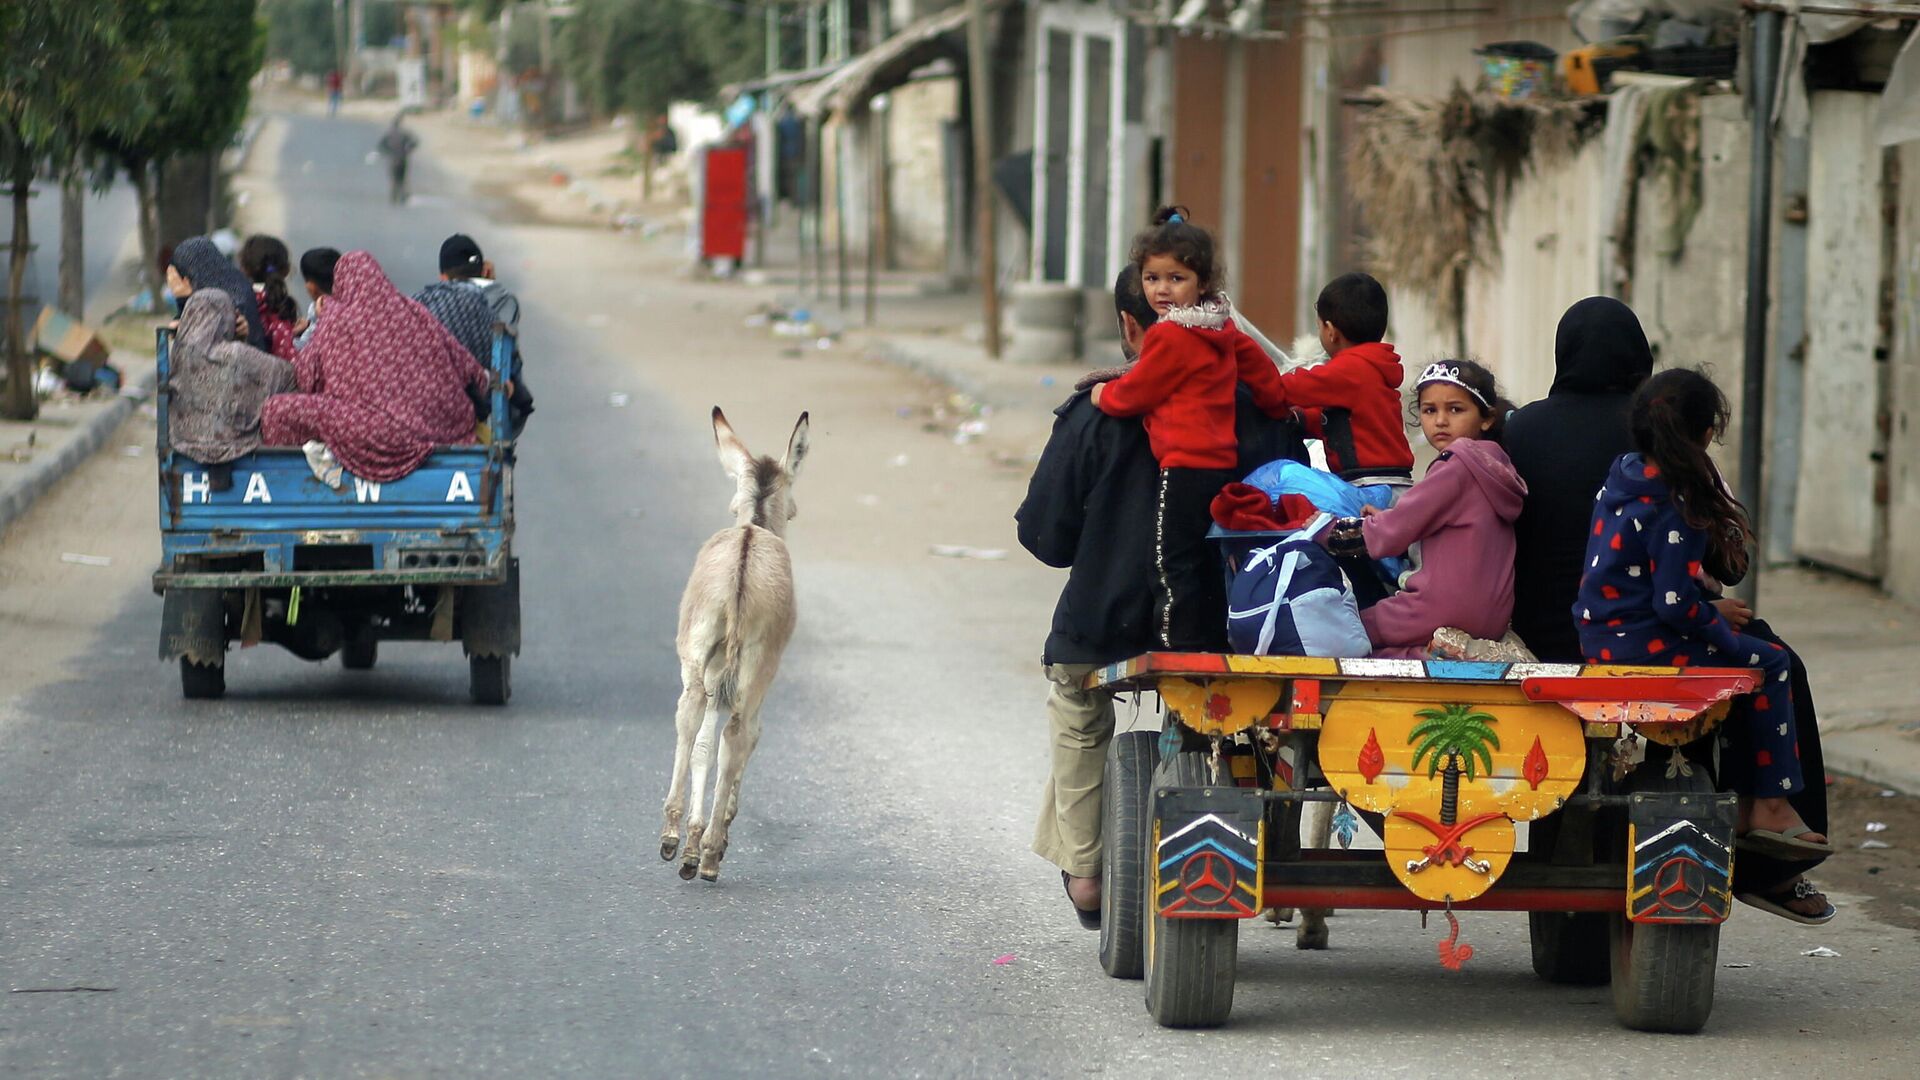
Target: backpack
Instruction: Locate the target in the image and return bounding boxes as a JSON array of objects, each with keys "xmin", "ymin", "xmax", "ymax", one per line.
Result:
[{"xmin": 1226, "ymin": 534, "xmax": 1370, "ymax": 658}]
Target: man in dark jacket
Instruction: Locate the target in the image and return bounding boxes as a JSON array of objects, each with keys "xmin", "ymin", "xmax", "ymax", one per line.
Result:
[
  {"xmin": 1506, "ymin": 297, "xmax": 1831, "ymax": 923},
  {"xmin": 1017, "ymin": 266, "xmax": 1307, "ymax": 927}
]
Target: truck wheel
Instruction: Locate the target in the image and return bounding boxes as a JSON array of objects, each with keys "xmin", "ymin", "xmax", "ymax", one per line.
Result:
[
  {"xmin": 1529, "ymin": 912, "xmax": 1611, "ymax": 985},
  {"xmin": 470, "ymin": 654, "xmax": 510, "ymax": 705},
  {"xmin": 1608, "ymin": 759, "xmax": 1721, "ymax": 1032},
  {"xmin": 341, "ymin": 634, "xmax": 378, "ymax": 670},
  {"xmin": 1144, "ymin": 750, "xmax": 1239, "ymax": 1028},
  {"xmin": 1099, "ymin": 729, "xmax": 1158, "ymax": 979},
  {"xmin": 180, "ymin": 657, "xmax": 225, "ymax": 700}
]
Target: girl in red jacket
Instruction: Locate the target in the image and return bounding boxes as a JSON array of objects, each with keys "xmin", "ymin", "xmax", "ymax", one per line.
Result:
[{"xmin": 1091, "ymin": 207, "xmax": 1291, "ymax": 650}]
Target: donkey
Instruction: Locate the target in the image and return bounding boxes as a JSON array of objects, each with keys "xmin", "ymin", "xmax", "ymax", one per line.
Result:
[{"xmin": 659, "ymin": 407, "xmax": 809, "ymax": 882}]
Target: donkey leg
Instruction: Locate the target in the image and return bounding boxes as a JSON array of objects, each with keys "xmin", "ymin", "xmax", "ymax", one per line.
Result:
[
  {"xmin": 1297, "ymin": 800, "xmax": 1333, "ymax": 950},
  {"xmin": 698, "ymin": 710, "xmax": 762, "ymax": 882},
  {"xmin": 659, "ymin": 667, "xmax": 705, "ymax": 861},
  {"xmin": 679, "ymin": 702, "xmax": 726, "ymax": 880}
]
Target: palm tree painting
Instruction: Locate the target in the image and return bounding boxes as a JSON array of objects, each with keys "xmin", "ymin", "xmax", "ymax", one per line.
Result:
[{"xmin": 1410, "ymin": 704, "xmax": 1500, "ymax": 827}]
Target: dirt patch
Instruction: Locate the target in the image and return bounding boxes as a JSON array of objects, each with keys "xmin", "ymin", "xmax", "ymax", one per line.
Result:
[{"xmin": 1820, "ymin": 776, "xmax": 1920, "ymax": 932}]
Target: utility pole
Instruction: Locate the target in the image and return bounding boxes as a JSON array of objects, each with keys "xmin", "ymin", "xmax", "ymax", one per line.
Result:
[
  {"xmin": 967, "ymin": 0, "xmax": 1001, "ymax": 357},
  {"xmin": 1737, "ymin": 8, "xmax": 1784, "ymax": 606}
]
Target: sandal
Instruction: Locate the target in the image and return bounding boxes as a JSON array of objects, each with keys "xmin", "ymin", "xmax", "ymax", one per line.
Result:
[
  {"xmin": 1737, "ymin": 825, "xmax": 1834, "ymax": 860},
  {"xmin": 1736, "ymin": 877, "xmax": 1836, "ymax": 925},
  {"xmin": 1062, "ymin": 870, "xmax": 1101, "ymax": 931}
]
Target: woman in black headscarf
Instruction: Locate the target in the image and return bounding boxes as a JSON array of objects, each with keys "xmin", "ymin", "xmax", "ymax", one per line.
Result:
[
  {"xmin": 167, "ymin": 236, "xmax": 270, "ymax": 351},
  {"xmin": 1506, "ymin": 297, "xmax": 1833, "ymax": 924}
]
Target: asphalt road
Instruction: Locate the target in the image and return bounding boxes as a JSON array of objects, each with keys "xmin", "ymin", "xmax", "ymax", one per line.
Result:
[{"xmin": 1, "ymin": 107, "xmax": 1917, "ymax": 1079}]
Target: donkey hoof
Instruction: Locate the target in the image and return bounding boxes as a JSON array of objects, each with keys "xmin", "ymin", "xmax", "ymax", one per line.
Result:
[
  {"xmin": 659, "ymin": 837, "xmax": 681, "ymax": 862},
  {"xmin": 698, "ymin": 866, "xmax": 720, "ymax": 883},
  {"xmin": 1296, "ymin": 925, "xmax": 1330, "ymax": 951},
  {"xmin": 677, "ymin": 860, "xmax": 699, "ymax": 881}
]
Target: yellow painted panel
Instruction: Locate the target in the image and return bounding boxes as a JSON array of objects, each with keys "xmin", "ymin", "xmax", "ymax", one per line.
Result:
[
  {"xmin": 1157, "ymin": 677, "xmax": 1284, "ymax": 736},
  {"xmin": 1384, "ymin": 812, "xmax": 1515, "ymax": 903},
  {"xmin": 1223, "ymin": 655, "xmax": 1341, "ymax": 676},
  {"xmin": 1319, "ymin": 698, "xmax": 1587, "ymax": 821}
]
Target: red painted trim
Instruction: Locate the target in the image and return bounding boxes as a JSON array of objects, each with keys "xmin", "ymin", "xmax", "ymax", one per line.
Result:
[
  {"xmin": 1261, "ymin": 885, "xmax": 1625, "ymax": 912},
  {"xmin": 1522, "ymin": 673, "xmax": 1756, "ymax": 709}
]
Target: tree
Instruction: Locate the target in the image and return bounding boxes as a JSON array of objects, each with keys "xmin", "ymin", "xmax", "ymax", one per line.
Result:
[
  {"xmin": 558, "ymin": 0, "xmax": 759, "ymax": 123},
  {"xmin": 261, "ymin": 0, "xmax": 340, "ymax": 78},
  {"xmin": 0, "ymin": 1, "xmax": 162, "ymax": 420},
  {"xmin": 92, "ymin": 1, "xmax": 264, "ymax": 306},
  {"xmin": 1410, "ymin": 703, "xmax": 1501, "ymax": 827}
]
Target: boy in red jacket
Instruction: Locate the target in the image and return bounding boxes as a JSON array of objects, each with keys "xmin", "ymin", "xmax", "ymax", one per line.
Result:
[
  {"xmin": 1283, "ymin": 272, "xmax": 1414, "ymax": 482},
  {"xmin": 1090, "ymin": 207, "xmax": 1291, "ymax": 650}
]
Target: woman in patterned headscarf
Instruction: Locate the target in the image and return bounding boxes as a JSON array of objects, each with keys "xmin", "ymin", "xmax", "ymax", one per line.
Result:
[
  {"xmin": 169, "ymin": 290, "xmax": 297, "ymax": 478},
  {"xmin": 168, "ymin": 236, "xmax": 271, "ymax": 351},
  {"xmin": 260, "ymin": 251, "xmax": 491, "ymax": 483}
]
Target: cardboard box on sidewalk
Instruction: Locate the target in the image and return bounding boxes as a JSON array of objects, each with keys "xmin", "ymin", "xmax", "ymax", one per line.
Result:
[{"xmin": 30, "ymin": 306, "xmax": 111, "ymax": 368}]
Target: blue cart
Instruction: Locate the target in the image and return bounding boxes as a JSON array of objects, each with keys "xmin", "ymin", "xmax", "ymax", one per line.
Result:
[{"xmin": 151, "ymin": 329, "xmax": 520, "ymax": 703}]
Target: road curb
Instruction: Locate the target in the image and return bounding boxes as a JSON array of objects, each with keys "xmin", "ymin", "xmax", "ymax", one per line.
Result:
[
  {"xmin": 0, "ymin": 358, "xmax": 157, "ymax": 541},
  {"xmin": 1823, "ymin": 730, "xmax": 1920, "ymax": 795}
]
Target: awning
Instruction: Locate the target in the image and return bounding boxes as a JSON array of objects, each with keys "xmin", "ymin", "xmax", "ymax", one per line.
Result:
[
  {"xmin": 789, "ymin": 1, "xmax": 1006, "ymax": 119},
  {"xmin": 721, "ymin": 62, "xmax": 845, "ymax": 103}
]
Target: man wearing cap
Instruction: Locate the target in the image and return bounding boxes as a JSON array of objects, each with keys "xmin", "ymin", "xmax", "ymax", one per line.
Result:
[{"xmin": 414, "ymin": 234, "xmax": 534, "ymax": 432}]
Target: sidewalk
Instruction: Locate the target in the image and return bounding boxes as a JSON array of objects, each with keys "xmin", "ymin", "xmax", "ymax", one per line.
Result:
[{"xmin": 408, "ymin": 103, "xmax": 1920, "ymax": 793}]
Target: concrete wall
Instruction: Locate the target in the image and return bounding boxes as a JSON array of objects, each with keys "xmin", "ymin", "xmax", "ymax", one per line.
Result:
[{"xmin": 886, "ymin": 78, "xmax": 961, "ymax": 270}]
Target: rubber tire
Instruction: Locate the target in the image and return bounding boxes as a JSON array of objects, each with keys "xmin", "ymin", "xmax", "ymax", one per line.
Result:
[
  {"xmin": 469, "ymin": 654, "xmax": 511, "ymax": 705},
  {"xmin": 1099, "ymin": 730, "xmax": 1158, "ymax": 979},
  {"xmin": 1607, "ymin": 759, "xmax": 1721, "ymax": 1033},
  {"xmin": 1144, "ymin": 750, "xmax": 1240, "ymax": 1029},
  {"xmin": 340, "ymin": 635, "xmax": 378, "ymax": 670},
  {"xmin": 180, "ymin": 657, "xmax": 225, "ymax": 700},
  {"xmin": 1529, "ymin": 912, "xmax": 1612, "ymax": 985}
]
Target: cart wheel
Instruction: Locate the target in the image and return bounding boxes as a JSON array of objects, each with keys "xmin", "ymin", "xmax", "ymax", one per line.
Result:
[
  {"xmin": 1099, "ymin": 729, "xmax": 1158, "ymax": 979},
  {"xmin": 469, "ymin": 654, "xmax": 511, "ymax": 705},
  {"xmin": 1609, "ymin": 914, "xmax": 1718, "ymax": 1033},
  {"xmin": 1608, "ymin": 759, "xmax": 1720, "ymax": 1032},
  {"xmin": 1529, "ymin": 912, "xmax": 1611, "ymax": 985},
  {"xmin": 341, "ymin": 634, "xmax": 378, "ymax": 671},
  {"xmin": 1144, "ymin": 750, "xmax": 1239, "ymax": 1028},
  {"xmin": 180, "ymin": 657, "xmax": 225, "ymax": 700}
]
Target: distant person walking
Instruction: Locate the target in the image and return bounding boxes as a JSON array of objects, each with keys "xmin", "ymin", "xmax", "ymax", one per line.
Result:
[
  {"xmin": 377, "ymin": 113, "xmax": 419, "ymax": 205},
  {"xmin": 325, "ymin": 69, "xmax": 343, "ymax": 116}
]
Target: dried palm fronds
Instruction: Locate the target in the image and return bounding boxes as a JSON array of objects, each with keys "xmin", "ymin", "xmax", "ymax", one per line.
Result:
[{"xmin": 1346, "ymin": 84, "xmax": 1603, "ymax": 339}]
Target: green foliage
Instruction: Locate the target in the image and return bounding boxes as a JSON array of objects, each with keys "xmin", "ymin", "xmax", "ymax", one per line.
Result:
[
  {"xmin": 261, "ymin": 0, "xmax": 339, "ymax": 78},
  {"xmin": 559, "ymin": 0, "xmax": 760, "ymax": 119},
  {"xmin": 0, "ymin": 0, "xmax": 165, "ymax": 177},
  {"xmin": 1410, "ymin": 704, "xmax": 1500, "ymax": 780}
]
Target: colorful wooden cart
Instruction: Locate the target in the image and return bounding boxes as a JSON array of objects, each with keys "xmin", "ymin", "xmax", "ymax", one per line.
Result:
[{"xmin": 1089, "ymin": 652, "xmax": 1755, "ymax": 1032}]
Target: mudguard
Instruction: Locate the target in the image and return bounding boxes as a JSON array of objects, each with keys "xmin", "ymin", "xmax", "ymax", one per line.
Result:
[
  {"xmin": 1627, "ymin": 790, "xmax": 1736, "ymax": 924},
  {"xmin": 159, "ymin": 588, "xmax": 226, "ymax": 665},
  {"xmin": 460, "ymin": 555, "xmax": 521, "ymax": 659},
  {"xmin": 1153, "ymin": 785, "xmax": 1266, "ymax": 919}
]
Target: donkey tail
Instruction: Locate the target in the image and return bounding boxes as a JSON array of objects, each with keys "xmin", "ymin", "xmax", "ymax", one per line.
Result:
[{"xmin": 701, "ymin": 528, "xmax": 754, "ymax": 711}]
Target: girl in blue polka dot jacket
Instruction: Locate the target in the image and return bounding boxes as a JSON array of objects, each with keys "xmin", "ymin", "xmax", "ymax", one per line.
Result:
[{"xmin": 1575, "ymin": 368, "xmax": 1832, "ymax": 861}]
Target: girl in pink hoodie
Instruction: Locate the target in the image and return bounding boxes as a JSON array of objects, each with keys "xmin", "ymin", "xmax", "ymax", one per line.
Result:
[{"xmin": 1327, "ymin": 360, "xmax": 1527, "ymax": 658}]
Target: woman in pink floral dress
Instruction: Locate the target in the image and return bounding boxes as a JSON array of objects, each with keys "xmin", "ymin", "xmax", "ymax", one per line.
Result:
[{"xmin": 261, "ymin": 250, "xmax": 491, "ymax": 483}]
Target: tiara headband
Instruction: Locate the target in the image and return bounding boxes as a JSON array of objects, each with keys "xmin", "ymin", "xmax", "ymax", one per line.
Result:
[{"xmin": 1416, "ymin": 361, "xmax": 1489, "ymax": 409}]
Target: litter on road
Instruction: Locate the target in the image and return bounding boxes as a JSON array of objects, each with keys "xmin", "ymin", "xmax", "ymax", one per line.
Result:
[
  {"xmin": 59, "ymin": 553, "xmax": 112, "ymax": 567},
  {"xmin": 608, "ymin": 393, "xmax": 630, "ymax": 407},
  {"xmin": 1866, "ymin": 821, "xmax": 1889, "ymax": 832},
  {"xmin": 1801, "ymin": 946, "xmax": 1842, "ymax": 958},
  {"xmin": 930, "ymin": 545, "xmax": 1007, "ymax": 561},
  {"xmin": 1862, "ymin": 839, "xmax": 1891, "ymax": 850}
]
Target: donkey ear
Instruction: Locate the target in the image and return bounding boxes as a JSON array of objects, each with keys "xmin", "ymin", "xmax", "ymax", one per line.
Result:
[
  {"xmin": 712, "ymin": 406, "xmax": 752, "ymax": 479},
  {"xmin": 783, "ymin": 411, "xmax": 810, "ymax": 479}
]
